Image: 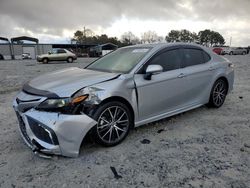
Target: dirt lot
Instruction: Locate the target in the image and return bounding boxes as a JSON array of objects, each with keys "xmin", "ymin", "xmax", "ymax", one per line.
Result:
[{"xmin": 0, "ymin": 56, "xmax": 249, "ymax": 188}]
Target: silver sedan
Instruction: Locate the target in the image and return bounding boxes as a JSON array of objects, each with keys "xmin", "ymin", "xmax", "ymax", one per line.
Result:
[{"xmin": 13, "ymin": 43, "xmax": 234, "ymax": 157}]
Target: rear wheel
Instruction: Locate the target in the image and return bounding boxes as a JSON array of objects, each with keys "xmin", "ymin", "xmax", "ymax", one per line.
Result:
[
  {"xmin": 242, "ymin": 51, "xmax": 246, "ymax": 55},
  {"xmin": 207, "ymin": 79, "xmax": 228, "ymax": 108},
  {"xmin": 67, "ymin": 57, "xmax": 73, "ymax": 63},
  {"xmin": 229, "ymin": 51, "xmax": 233, "ymax": 55},
  {"xmin": 93, "ymin": 101, "xmax": 132, "ymax": 146}
]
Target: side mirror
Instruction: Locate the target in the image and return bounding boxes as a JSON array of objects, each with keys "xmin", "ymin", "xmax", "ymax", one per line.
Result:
[
  {"xmin": 144, "ymin": 65, "xmax": 163, "ymax": 80},
  {"xmin": 48, "ymin": 51, "xmax": 51, "ymax": 55}
]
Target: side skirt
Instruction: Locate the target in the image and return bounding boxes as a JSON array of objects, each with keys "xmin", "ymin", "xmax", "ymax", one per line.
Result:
[{"xmin": 134, "ymin": 103, "xmax": 204, "ymax": 127}]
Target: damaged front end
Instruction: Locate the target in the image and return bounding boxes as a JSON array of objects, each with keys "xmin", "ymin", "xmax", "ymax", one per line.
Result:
[{"xmin": 13, "ymin": 89, "xmax": 101, "ymax": 158}]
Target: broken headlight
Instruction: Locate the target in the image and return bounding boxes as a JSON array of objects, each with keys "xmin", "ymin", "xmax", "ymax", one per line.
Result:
[{"xmin": 36, "ymin": 95, "xmax": 88, "ymax": 112}]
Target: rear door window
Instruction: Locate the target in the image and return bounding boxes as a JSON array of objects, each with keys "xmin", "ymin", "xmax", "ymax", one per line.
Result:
[{"xmin": 183, "ymin": 48, "xmax": 207, "ymax": 67}]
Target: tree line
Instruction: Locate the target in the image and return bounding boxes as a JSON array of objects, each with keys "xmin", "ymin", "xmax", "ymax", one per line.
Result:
[{"xmin": 72, "ymin": 27, "xmax": 225, "ymax": 47}]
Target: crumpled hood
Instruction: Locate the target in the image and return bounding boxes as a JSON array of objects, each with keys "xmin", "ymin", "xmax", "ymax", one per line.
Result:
[{"xmin": 26, "ymin": 67, "xmax": 120, "ymax": 97}]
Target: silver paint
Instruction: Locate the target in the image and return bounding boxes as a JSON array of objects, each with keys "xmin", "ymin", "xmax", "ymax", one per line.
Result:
[{"xmin": 13, "ymin": 43, "xmax": 234, "ymax": 157}]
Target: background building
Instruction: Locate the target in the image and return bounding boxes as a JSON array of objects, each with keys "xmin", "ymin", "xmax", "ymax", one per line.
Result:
[{"xmin": 0, "ymin": 36, "xmax": 117, "ymax": 60}]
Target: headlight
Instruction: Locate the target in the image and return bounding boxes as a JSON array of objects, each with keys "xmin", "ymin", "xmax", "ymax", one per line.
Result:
[
  {"xmin": 37, "ymin": 98, "xmax": 71, "ymax": 110},
  {"xmin": 36, "ymin": 95, "xmax": 88, "ymax": 111}
]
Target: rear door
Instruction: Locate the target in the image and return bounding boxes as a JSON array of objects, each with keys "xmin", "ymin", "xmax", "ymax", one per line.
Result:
[
  {"xmin": 134, "ymin": 47, "xmax": 190, "ymax": 122},
  {"xmin": 181, "ymin": 46, "xmax": 214, "ymax": 105},
  {"xmin": 57, "ymin": 49, "xmax": 68, "ymax": 60}
]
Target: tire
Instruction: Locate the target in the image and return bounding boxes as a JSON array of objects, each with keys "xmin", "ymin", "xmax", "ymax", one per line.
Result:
[
  {"xmin": 242, "ymin": 51, "xmax": 246, "ymax": 55},
  {"xmin": 229, "ymin": 51, "xmax": 233, "ymax": 55},
  {"xmin": 0, "ymin": 54, "xmax": 4, "ymax": 60},
  {"xmin": 42, "ymin": 58, "xmax": 49, "ymax": 64},
  {"xmin": 207, "ymin": 79, "xmax": 228, "ymax": 108},
  {"xmin": 67, "ymin": 57, "xmax": 73, "ymax": 63},
  {"xmin": 92, "ymin": 101, "xmax": 132, "ymax": 146}
]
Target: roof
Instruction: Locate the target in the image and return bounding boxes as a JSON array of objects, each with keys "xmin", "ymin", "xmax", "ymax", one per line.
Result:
[
  {"xmin": 127, "ymin": 42, "xmax": 203, "ymax": 48},
  {"xmin": 122, "ymin": 42, "xmax": 212, "ymax": 52},
  {"xmin": 99, "ymin": 43, "xmax": 118, "ymax": 48},
  {"xmin": 11, "ymin": 36, "xmax": 39, "ymax": 43},
  {"xmin": 0, "ymin": 37, "xmax": 9, "ymax": 42},
  {"xmin": 52, "ymin": 43, "xmax": 96, "ymax": 48}
]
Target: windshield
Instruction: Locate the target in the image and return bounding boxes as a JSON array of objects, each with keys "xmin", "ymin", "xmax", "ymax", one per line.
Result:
[{"xmin": 86, "ymin": 47, "xmax": 152, "ymax": 73}]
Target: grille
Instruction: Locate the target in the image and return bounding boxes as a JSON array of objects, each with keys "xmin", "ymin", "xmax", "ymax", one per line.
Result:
[
  {"xmin": 27, "ymin": 117, "xmax": 58, "ymax": 145},
  {"xmin": 15, "ymin": 112, "xmax": 33, "ymax": 146}
]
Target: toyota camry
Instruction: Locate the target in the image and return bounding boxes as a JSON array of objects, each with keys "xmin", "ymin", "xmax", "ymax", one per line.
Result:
[{"xmin": 13, "ymin": 43, "xmax": 234, "ymax": 157}]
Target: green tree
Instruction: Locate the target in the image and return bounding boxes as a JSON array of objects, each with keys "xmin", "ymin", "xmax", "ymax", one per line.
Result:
[
  {"xmin": 72, "ymin": 27, "xmax": 123, "ymax": 46},
  {"xmin": 165, "ymin": 29, "xmax": 197, "ymax": 43},
  {"xmin": 165, "ymin": 30, "xmax": 181, "ymax": 42},
  {"xmin": 179, "ymin": 29, "xmax": 193, "ymax": 42},
  {"xmin": 198, "ymin": 29, "xmax": 225, "ymax": 46}
]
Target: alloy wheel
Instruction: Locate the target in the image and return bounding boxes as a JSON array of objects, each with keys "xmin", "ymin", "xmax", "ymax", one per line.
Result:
[
  {"xmin": 96, "ymin": 106, "xmax": 129, "ymax": 144},
  {"xmin": 212, "ymin": 80, "xmax": 227, "ymax": 107}
]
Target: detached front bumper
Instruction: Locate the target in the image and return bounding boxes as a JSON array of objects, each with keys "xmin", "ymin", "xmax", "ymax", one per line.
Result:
[{"xmin": 13, "ymin": 99, "xmax": 97, "ymax": 158}]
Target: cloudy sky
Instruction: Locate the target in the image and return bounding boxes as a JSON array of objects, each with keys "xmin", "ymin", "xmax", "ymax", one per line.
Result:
[{"xmin": 0, "ymin": 0, "xmax": 250, "ymax": 46}]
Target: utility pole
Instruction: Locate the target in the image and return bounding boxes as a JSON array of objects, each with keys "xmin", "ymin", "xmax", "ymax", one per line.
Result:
[
  {"xmin": 83, "ymin": 26, "xmax": 86, "ymax": 45},
  {"xmin": 83, "ymin": 26, "xmax": 86, "ymax": 38}
]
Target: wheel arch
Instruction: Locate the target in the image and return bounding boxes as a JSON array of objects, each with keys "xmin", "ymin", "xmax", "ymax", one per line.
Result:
[
  {"xmin": 214, "ymin": 76, "xmax": 229, "ymax": 94},
  {"xmin": 0, "ymin": 54, "xmax": 4, "ymax": 60},
  {"xmin": 42, "ymin": 57, "xmax": 49, "ymax": 61},
  {"xmin": 80, "ymin": 96, "xmax": 135, "ymax": 149}
]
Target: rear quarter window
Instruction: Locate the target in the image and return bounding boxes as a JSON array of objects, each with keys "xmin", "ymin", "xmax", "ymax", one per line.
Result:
[{"xmin": 203, "ymin": 51, "xmax": 211, "ymax": 62}]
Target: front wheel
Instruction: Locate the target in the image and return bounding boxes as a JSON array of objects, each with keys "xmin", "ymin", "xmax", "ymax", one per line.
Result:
[
  {"xmin": 42, "ymin": 58, "xmax": 48, "ymax": 64},
  {"xmin": 93, "ymin": 101, "xmax": 132, "ymax": 146},
  {"xmin": 229, "ymin": 51, "xmax": 233, "ymax": 55},
  {"xmin": 242, "ymin": 51, "xmax": 246, "ymax": 55},
  {"xmin": 207, "ymin": 79, "xmax": 228, "ymax": 108}
]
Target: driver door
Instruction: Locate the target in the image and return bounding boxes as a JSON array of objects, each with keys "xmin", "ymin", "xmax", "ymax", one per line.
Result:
[
  {"xmin": 48, "ymin": 49, "xmax": 58, "ymax": 61},
  {"xmin": 134, "ymin": 47, "xmax": 189, "ymax": 122}
]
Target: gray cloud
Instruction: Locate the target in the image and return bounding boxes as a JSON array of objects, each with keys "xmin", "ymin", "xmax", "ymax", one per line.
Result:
[{"xmin": 0, "ymin": 0, "xmax": 250, "ymax": 45}]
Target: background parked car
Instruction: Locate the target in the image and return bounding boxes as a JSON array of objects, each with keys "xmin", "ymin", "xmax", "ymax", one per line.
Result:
[
  {"xmin": 37, "ymin": 48, "xmax": 77, "ymax": 63},
  {"xmin": 22, "ymin": 53, "xmax": 32, "ymax": 59},
  {"xmin": 212, "ymin": 47, "xmax": 223, "ymax": 55},
  {"xmin": 221, "ymin": 47, "xmax": 247, "ymax": 55}
]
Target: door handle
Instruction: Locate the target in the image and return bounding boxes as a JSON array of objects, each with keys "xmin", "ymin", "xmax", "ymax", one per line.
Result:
[
  {"xmin": 209, "ymin": 67, "xmax": 215, "ymax": 71},
  {"xmin": 178, "ymin": 73, "xmax": 186, "ymax": 78}
]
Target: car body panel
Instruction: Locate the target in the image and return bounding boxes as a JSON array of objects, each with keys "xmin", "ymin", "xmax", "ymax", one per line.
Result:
[
  {"xmin": 13, "ymin": 42, "xmax": 234, "ymax": 157},
  {"xmin": 27, "ymin": 67, "xmax": 120, "ymax": 97},
  {"xmin": 134, "ymin": 69, "xmax": 189, "ymax": 122},
  {"xmin": 13, "ymin": 99, "xmax": 97, "ymax": 157}
]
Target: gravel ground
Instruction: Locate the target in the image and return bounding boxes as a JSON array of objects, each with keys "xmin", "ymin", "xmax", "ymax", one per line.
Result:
[{"xmin": 0, "ymin": 56, "xmax": 249, "ymax": 188}]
